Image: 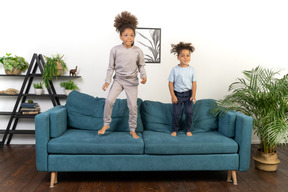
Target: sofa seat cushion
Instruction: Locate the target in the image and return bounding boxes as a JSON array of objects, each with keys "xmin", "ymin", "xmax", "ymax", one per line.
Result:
[
  {"xmin": 48, "ymin": 129, "xmax": 144, "ymax": 154},
  {"xmin": 143, "ymin": 131, "xmax": 238, "ymax": 155}
]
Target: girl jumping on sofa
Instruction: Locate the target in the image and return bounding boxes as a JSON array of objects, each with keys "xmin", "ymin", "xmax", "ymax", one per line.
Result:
[
  {"xmin": 98, "ymin": 11, "xmax": 147, "ymax": 139},
  {"xmin": 168, "ymin": 42, "xmax": 197, "ymax": 137}
]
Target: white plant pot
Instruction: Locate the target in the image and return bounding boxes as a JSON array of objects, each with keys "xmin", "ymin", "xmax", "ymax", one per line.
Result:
[
  {"xmin": 34, "ymin": 88, "xmax": 44, "ymax": 95},
  {"xmin": 65, "ymin": 89, "xmax": 73, "ymax": 96}
]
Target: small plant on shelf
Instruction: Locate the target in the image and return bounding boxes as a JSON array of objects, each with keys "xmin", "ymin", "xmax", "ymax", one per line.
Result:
[
  {"xmin": 60, "ymin": 80, "xmax": 79, "ymax": 95},
  {"xmin": 0, "ymin": 53, "xmax": 29, "ymax": 75},
  {"xmin": 33, "ymin": 82, "xmax": 43, "ymax": 89},
  {"xmin": 43, "ymin": 54, "xmax": 68, "ymax": 89},
  {"xmin": 33, "ymin": 82, "xmax": 44, "ymax": 95}
]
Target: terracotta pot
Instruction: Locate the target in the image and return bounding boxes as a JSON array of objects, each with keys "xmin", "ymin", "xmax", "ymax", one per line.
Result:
[
  {"xmin": 253, "ymin": 148, "xmax": 280, "ymax": 171},
  {"xmin": 56, "ymin": 62, "xmax": 63, "ymax": 76},
  {"xmin": 5, "ymin": 68, "xmax": 21, "ymax": 75}
]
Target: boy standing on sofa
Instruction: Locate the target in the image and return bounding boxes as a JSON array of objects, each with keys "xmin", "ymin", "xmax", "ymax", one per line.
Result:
[{"xmin": 168, "ymin": 42, "xmax": 197, "ymax": 136}]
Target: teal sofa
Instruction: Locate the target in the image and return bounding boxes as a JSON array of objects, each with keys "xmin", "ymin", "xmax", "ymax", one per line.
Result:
[{"xmin": 35, "ymin": 91, "xmax": 253, "ymax": 188}]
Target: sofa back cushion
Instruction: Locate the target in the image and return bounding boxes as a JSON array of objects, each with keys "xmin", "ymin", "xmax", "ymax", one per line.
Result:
[
  {"xmin": 187, "ymin": 99, "xmax": 218, "ymax": 133},
  {"xmin": 141, "ymin": 101, "xmax": 173, "ymax": 133},
  {"xmin": 66, "ymin": 91, "xmax": 144, "ymax": 132},
  {"xmin": 141, "ymin": 99, "xmax": 217, "ymax": 133}
]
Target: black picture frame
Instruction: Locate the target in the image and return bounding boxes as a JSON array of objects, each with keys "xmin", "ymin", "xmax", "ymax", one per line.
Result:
[{"xmin": 135, "ymin": 28, "xmax": 161, "ymax": 63}]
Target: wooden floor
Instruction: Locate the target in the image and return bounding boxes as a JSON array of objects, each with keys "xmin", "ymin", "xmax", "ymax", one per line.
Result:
[{"xmin": 0, "ymin": 144, "xmax": 288, "ymax": 192}]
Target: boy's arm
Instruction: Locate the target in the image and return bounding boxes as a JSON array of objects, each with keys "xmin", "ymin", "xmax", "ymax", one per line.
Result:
[
  {"xmin": 191, "ymin": 81, "xmax": 197, "ymax": 103},
  {"xmin": 169, "ymin": 81, "xmax": 178, "ymax": 103}
]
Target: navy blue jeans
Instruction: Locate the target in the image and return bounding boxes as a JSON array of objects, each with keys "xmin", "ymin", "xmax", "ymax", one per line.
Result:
[{"xmin": 172, "ymin": 90, "xmax": 193, "ymax": 133}]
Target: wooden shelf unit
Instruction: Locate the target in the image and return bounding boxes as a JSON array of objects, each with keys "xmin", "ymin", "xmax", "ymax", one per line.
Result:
[{"xmin": 0, "ymin": 53, "xmax": 80, "ymax": 147}]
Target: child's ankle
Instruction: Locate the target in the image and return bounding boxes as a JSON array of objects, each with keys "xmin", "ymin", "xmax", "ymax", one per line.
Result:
[{"xmin": 171, "ymin": 132, "xmax": 177, "ymax": 136}]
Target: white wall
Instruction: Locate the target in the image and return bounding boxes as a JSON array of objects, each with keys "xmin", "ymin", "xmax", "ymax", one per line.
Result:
[{"xmin": 1, "ymin": 0, "xmax": 287, "ymax": 144}]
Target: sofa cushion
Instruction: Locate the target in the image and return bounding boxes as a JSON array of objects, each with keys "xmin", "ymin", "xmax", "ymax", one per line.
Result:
[
  {"xmin": 141, "ymin": 99, "xmax": 218, "ymax": 133},
  {"xmin": 183, "ymin": 99, "xmax": 218, "ymax": 133},
  {"xmin": 141, "ymin": 100, "xmax": 173, "ymax": 133},
  {"xmin": 143, "ymin": 131, "xmax": 238, "ymax": 155},
  {"xmin": 65, "ymin": 91, "xmax": 144, "ymax": 132},
  {"xmin": 48, "ymin": 129, "xmax": 144, "ymax": 154},
  {"xmin": 218, "ymin": 111, "xmax": 236, "ymax": 137}
]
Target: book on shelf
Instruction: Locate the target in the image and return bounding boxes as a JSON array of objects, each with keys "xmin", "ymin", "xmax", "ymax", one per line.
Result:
[
  {"xmin": 21, "ymin": 111, "xmax": 39, "ymax": 115},
  {"xmin": 20, "ymin": 103, "xmax": 39, "ymax": 108},
  {"xmin": 20, "ymin": 103, "xmax": 40, "ymax": 114},
  {"xmin": 20, "ymin": 107, "xmax": 40, "ymax": 112}
]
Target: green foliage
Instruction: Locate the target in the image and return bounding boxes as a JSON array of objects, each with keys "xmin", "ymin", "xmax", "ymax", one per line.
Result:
[
  {"xmin": 0, "ymin": 53, "xmax": 29, "ymax": 72},
  {"xmin": 60, "ymin": 80, "xmax": 79, "ymax": 90},
  {"xmin": 212, "ymin": 66, "xmax": 288, "ymax": 153},
  {"xmin": 43, "ymin": 54, "xmax": 68, "ymax": 88},
  {"xmin": 33, "ymin": 82, "xmax": 43, "ymax": 89}
]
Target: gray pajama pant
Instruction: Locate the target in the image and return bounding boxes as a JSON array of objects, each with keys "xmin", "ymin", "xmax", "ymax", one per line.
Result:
[{"xmin": 103, "ymin": 79, "xmax": 138, "ymax": 132}]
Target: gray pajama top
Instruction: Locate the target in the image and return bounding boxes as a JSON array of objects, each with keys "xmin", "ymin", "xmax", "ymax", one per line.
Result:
[{"xmin": 105, "ymin": 44, "xmax": 147, "ymax": 86}]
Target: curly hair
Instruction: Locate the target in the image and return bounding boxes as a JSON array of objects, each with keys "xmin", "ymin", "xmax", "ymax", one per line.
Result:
[
  {"xmin": 114, "ymin": 11, "xmax": 138, "ymax": 35},
  {"xmin": 170, "ymin": 42, "xmax": 195, "ymax": 55}
]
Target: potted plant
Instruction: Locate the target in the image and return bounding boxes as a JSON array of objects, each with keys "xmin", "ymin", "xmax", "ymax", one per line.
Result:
[
  {"xmin": 43, "ymin": 54, "xmax": 67, "ymax": 88},
  {"xmin": 212, "ymin": 66, "xmax": 288, "ymax": 171},
  {"xmin": 60, "ymin": 80, "xmax": 79, "ymax": 95},
  {"xmin": 33, "ymin": 82, "xmax": 44, "ymax": 95},
  {"xmin": 0, "ymin": 53, "xmax": 29, "ymax": 75}
]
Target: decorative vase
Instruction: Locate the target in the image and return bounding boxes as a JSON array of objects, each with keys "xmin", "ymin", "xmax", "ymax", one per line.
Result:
[
  {"xmin": 34, "ymin": 88, "xmax": 44, "ymax": 95},
  {"xmin": 56, "ymin": 62, "xmax": 63, "ymax": 76},
  {"xmin": 5, "ymin": 68, "xmax": 21, "ymax": 75},
  {"xmin": 65, "ymin": 89, "xmax": 73, "ymax": 96},
  {"xmin": 253, "ymin": 148, "xmax": 280, "ymax": 171}
]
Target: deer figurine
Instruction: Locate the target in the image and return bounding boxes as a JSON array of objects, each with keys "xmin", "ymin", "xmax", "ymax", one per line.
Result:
[{"xmin": 70, "ymin": 66, "xmax": 78, "ymax": 76}]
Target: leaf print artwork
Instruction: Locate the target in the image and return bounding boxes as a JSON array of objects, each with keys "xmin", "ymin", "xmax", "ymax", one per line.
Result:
[{"xmin": 136, "ymin": 28, "xmax": 161, "ymax": 63}]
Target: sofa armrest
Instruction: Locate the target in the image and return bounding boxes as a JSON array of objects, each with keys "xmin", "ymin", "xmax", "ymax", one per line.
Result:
[
  {"xmin": 234, "ymin": 111, "xmax": 253, "ymax": 171},
  {"xmin": 35, "ymin": 105, "xmax": 66, "ymax": 171}
]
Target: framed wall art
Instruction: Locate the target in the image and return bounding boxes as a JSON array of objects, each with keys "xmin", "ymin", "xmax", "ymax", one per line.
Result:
[{"xmin": 135, "ymin": 28, "xmax": 161, "ymax": 63}]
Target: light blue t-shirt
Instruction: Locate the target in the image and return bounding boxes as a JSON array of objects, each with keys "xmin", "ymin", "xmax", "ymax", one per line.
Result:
[{"xmin": 168, "ymin": 65, "xmax": 196, "ymax": 92}]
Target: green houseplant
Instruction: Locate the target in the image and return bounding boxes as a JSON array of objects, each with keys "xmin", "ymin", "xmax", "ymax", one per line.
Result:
[
  {"xmin": 212, "ymin": 66, "xmax": 288, "ymax": 171},
  {"xmin": 33, "ymin": 82, "xmax": 44, "ymax": 95},
  {"xmin": 43, "ymin": 54, "xmax": 67, "ymax": 88},
  {"xmin": 0, "ymin": 53, "xmax": 29, "ymax": 75},
  {"xmin": 60, "ymin": 80, "xmax": 79, "ymax": 95}
]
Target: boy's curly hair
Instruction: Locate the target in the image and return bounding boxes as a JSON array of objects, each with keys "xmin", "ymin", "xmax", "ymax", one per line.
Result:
[
  {"xmin": 170, "ymin": 42, "xmax": 195, "ymax": 55},
  {"xmin": 114, "ymin": 11, "xmax": 138, "ymax": 35}
]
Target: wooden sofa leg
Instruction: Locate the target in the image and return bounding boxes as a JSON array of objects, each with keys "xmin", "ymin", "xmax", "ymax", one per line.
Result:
[
  {"xmin": 226, "ymin": 170, "xmax": 232, "ymax": 183},
  {"xmin": 231, "ymin": 170, "xmax": 237, "ymax": 185},
  {"xmin": 55, "ymin": 172, "xmax": 58, "ymax": 184},
  {"xmin": 50, "ymin": 172, "xmax": 57, "ymax": 188}
]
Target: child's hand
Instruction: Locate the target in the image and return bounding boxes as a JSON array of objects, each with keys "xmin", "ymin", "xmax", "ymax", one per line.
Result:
[
  {"xmin": 190, "ymin": 97, "xmax": 196, "ymax": 104},
  {"xmin": 102, "ymin": 82, "xmax": 110, "ymax": 91},
  {"xmin": 172, "ymin": 95, "xmax": 178, "ymax": 103},
  {"xmin": 141, "ymin": 77, "xmax": 147, "ymax": 84}
]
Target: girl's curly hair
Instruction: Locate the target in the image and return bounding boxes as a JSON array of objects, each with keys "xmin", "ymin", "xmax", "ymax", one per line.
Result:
[
  {"xmin": 114, "ymin": 11, "xmax": 138, "ymax": 35},
  {"xmin": 170, "ymin": 42, "xmax": 195, "ymax": 55}
]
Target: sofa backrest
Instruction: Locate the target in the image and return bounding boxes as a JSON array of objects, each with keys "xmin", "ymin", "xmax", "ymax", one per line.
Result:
[
  {"xmin": 141, "ymin": 99, "xmax": 218, "ymax": 133},
  {"xmin": 65, "ymin": 91, "xmax": 144, "ymax": 132}
]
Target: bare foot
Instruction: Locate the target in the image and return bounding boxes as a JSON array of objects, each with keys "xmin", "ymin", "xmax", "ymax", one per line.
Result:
[
  {"xmin": 98, "ymin": 126, "xmax": 110, "ymax": 135},
  {"xmin": 130, "ymin": 131, "xmax": 139, "ymax": 139},
  {"xmin": 186, "ymin": 132, "xmax": 192, "ymax": 136},
  {"xmin": 171, "ymin": 132, "xmax": 177, "ymax": 136}
]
